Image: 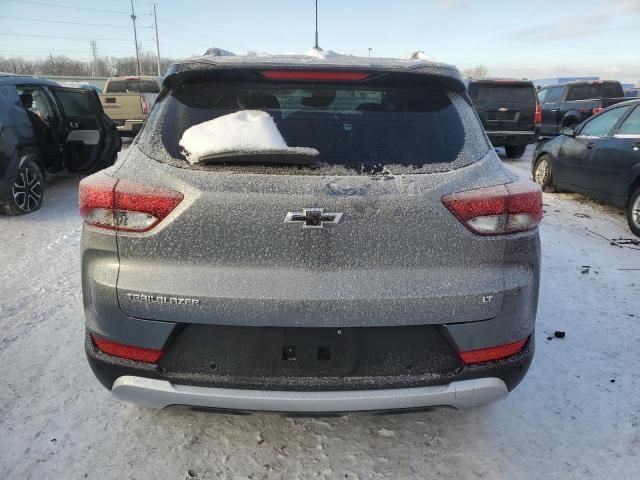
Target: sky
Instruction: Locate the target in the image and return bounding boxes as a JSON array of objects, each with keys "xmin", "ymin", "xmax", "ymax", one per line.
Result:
[{"xmin": 0, "ymin": 0, "xmax": 638, "ymax": 84}]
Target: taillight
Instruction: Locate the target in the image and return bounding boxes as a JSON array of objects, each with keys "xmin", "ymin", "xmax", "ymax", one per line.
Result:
[
  {"xmin": 534, "ymin": 103, "xmax": 542, "ymax": 126},
  {"xmin": 91, "ymin": 334, "xmax": 164, "ymax": 363},
  {"xmin": 140, "ymin": 95, "xmax": 151, "ymax": 114},
  {"xmin": 79, "ymin": 172, "xmax": 183, "ymax": 232},
  {"xmin": 442, "ymin": 180, "xmax": 542, "ymax": 236},
  {"xmin": 592, "ymin": 107, "xmax": 603, "ymax": 115},
  {"xmin": 459, "ymin": 338, "xmax": 528, "ymax": 364},
  {"xmin": 260, "ymin": 70, "xmax": 369, "ymax": 81}
]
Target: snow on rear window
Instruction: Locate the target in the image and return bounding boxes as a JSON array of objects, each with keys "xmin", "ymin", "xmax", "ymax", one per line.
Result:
[
  {"xmin": 178, "ymin": 110, "xmax": 318, "ymax": 164},
  {"xmin": 137, "ymin": 81, "xmax": 490, "ymax": 175}
]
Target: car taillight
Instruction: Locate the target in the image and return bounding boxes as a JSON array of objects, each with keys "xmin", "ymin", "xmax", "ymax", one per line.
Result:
[
  {"xmin": 592, "ymin": 107, "xmax": 603, "ymax": 115},
  {"xmin": 459, "ymin": 338, "xmax": 528, "ymax": 364},
  {"xmin": 79, "ymin": 172, "xmax": 183, "ymax": 232},
  {"xmin": 140, "ymin": 95, "xmax": 151, "ymax": 114},
  {"xmin": 534, "ymin": 103, "xmax": 542, "ymax": 126},
  {"xmin": 442, "ymin": 180, "xmax": 542, "ymax": 236},
  {"xmin": 260, "ymin": 70, "xmax": 369, "ymax": 81},
  {"xmin": 91, "ymin": 334, "xmax": 164, "ymax": 363}
]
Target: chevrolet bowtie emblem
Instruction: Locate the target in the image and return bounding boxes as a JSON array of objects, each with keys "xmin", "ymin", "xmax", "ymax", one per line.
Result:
[{"xmin": 284, "ymin": 208, "xmax": 343, "ymax": 228}]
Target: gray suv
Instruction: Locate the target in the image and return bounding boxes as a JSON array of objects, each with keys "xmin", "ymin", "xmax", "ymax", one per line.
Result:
[{"xmin": 80, "ymin": 54, "xmax": 542, "ymax": 413}]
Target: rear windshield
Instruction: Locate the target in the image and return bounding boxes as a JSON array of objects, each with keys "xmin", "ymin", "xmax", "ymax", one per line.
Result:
[
  {"xmin": 137, "ymin": 81, "xmax": 489, "ymax": 174},
  {"xmin": 105, "ymin": 80, "xmax": 159, "ymax": 93},
  {"xmin": 468, "ymin": 83, "xmax": 536, "ymax": 104},
  {"xmin": 566, "ymin": 83, "xmax": 622, "ymax": 101}
]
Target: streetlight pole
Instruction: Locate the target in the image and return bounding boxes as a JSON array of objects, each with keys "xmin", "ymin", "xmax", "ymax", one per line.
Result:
[
  {"xmin": 314, "ymin": 0, "xmax": 319, "ymax": 50},
  {"xmin": 130, "ymin": 0, "xmax": 141, "ymax": 75},
  {"xmin": 153, "ymin": 3, "xmax": 161, "ymax": 76}
]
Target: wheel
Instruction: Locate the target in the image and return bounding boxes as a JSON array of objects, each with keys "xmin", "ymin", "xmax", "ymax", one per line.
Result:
[
  {"xmin": 0, "ymin": 158, "xmax": 45, "ymax": 215},
  {"xmin": 533, "ymin": 154, "xmax": 556, "ymax": 192},
  {"xmin": 627, "ymin": 186, "xmax": 640, "ymax": 237},
  {"xmin": 505, "ymin": 145, "xmax": 527, "ymax": 159}
]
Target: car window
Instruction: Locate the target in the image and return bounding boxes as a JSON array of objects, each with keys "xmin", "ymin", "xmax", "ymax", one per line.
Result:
[
  {"xmin": 543, "ymin": 86, "xmax": 563, "ymax": 104},
  {"xmin": 105, "ymin": 80, "xmax": 160, "ymax": 93},
  {"xmin": 537, "ymin": 89, "xmax": 548, "ymax": 103},
  {"xmin": 602, "ymin": 83, "xmax": 622, "ymax": 98},
  {"xmin": 468, "ymin": 83, "xmax": 536, "ymax": 104},
  {"xmin": 566, "ymin": 84, "xmax": 602, "ymax": 101},
  {"xmin": 54, "ymin": 90, "xmax": 94, "ymax": 116},
  {"xmin": 16, "ymin": 87, "xmax": 54, "ymax": 118},
  {"xmin": 579, "ymin": 106, "xmax": 629, "ymax": 137},
  {"xmin": 616, "ymin": 106, "xmax": 640, "ymax": 136},
  {"xmin": 137, "ymin": 81, "xmax": 490, "ymax": 174}
]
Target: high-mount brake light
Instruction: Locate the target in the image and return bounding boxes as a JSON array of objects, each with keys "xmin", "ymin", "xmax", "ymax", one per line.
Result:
[
  {"xmin": 534, "ymin": 103, "xmax": 542, "ymax": 126},
  {"xmin": 91, "ymin": 334, "xmax": 164, "ymax": 363},
  {"xmin": 260, "ymin": 70, "xmax": 369, "ymax": 81},
  {"xmin": 79, "ymin": 173, "xmax": 183, "ymax": 232},
  {"xmin": 140, "ymin": 95, "xmax": 151, "ymax": 114},
  {"xmin": 459, "ymin": 338, "xmax": 529, "ymax": 364},
  {"xmin": 442, "ymin": 180, "xmax": 542, "ymax": 236}
]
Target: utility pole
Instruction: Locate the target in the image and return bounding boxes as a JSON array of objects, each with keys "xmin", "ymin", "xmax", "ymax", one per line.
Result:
[
  {"xmin": 368, "ymin": 47, "xmax": 372, "ymax": 58},
  {"xmin": 314, "ymin": 0, "xmax": 320, "ymax": 50},
  {"xmin": 153, "ymin": 3, "xmax": 161, "ymax": 76},
  {"xmin": 90, "ymin": 40, "xmax": 98, "ymax": 77},
  {"xmin": 130, "ymin": 0, "xmax": 141, "ymax": 75}
]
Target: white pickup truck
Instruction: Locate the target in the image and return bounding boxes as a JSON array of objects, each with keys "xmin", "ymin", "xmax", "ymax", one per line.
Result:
[{"xmin": 98, "ymin": 76, "xmax": 162, "ymax": 136}]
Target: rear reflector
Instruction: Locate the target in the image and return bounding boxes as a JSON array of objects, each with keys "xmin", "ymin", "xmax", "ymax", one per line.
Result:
[
  {"xmin": 260, "ymin": 70, "xmax": 369, "ymax": 81},
  {"xmin": 459, "ymin": 338, "xmax": 528, "ymax": 364},
  {"xmin": 79, "ymin": 173, "xmax": 183, "ymax": 232},
  {"xmin": 442, "ymin": 180, "xmax": 542, "ymax": 236},
  {"xmin": 91, "ymin": 334, "xmax": 164, "ymax": 363}
]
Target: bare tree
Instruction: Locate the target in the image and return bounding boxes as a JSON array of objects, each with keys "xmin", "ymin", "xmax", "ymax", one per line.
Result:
[
  {"xmin": 462, "ymin": 65, "xmax": 489, "ymax": 78},
  {"xmin": 0, "ymin": 54, "xmax": 177, "ymax": 78}
]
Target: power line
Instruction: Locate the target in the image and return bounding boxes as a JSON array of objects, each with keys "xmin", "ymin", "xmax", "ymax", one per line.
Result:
[
  {"xmin": 0, "ymin": 32, "xmax": 133, "ymax": 42},
  {"xmin": 0, "ymin": 15, "xmax": 132, "ymax": 28},
  {"xmin": 158, "ymin": 29, "xmax": 205, "ymax": 49},
  {"xmin": 158, "ymin": 17, "xmax": 251, "ymax": 51},
  {"xmin": 6, "ymin": 0, "xmax": 135, "ymax": 14}
]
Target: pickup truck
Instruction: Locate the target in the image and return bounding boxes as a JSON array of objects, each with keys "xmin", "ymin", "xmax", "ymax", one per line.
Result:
[
  {"xmin": 98, "ymin": 76, "xmax": 161, "ymax": 136},
  {"xmin": 537, "ymin": 80, "xmax": 627, "ymax": 137}
]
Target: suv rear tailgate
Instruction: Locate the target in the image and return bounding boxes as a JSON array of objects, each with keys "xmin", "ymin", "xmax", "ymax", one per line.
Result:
[{"xmin": 113, "ymin": 150, "xmax": 533, "ymax": 328}]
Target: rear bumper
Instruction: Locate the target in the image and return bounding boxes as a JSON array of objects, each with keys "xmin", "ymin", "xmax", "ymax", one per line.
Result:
[
  {"xmin": 115, "ymin": 120, "xmax": 143, "ymax": 135},
  {"xmin": 486, "ymin": 131, "xmax": 537, "ymax": 146},
  {"xmin": 85, "ymin": 328, "xmax": 534, "ymax": 412},
  {"xmin": 111, "ymin": 375, "xmax": 508, "ymax": 412}
]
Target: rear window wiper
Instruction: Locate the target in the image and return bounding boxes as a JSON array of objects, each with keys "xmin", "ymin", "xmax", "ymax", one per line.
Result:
[{"xmin": 196, "ymin": 148, "xmax": 319, "ymax": 165}]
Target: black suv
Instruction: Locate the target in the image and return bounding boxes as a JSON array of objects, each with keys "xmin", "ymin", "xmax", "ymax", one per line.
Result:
[
  {"xmin": 0, "ymin": 75, "xmax": 120, "ymax": 214},
  {"xmin": 467, "ymin": 78, "xmax": 540, "ymax": 159}
]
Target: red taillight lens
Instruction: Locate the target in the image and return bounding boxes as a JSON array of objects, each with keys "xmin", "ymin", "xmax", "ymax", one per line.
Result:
[
  {"xmin": 260, "ymin": 70, "xmax": 369, "ymax": 81},
  {"xmin": 91, "ymin": 334, "xmax": 164, "ymax": 363},
  {"xmin": 79, "ymin": 173, "xmax": 183, "ymax": 232},
  {"xmin": 442, "ymin": 180, "xmax": 542, "ymax": 236},
  {"xmin": 140, "ymin": 95, "xmax": 151, "ymax": 114},
  {"xmin": 592, "ymin": 107, "xmax": 603, "ymax": 115},
  {"xmin": 459, "ymin": 338, "xmax": 528, "ymax": 364},
  {"xmin": 534, "ymin": 103, "xmax": 542, "ymax": 125}
]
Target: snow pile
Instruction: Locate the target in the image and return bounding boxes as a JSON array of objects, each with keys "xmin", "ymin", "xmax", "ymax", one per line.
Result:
[
  {"xmin": 179, "ymin": 110, "xmax": 318, "ymax": 164},
  {"xmin": 403, "ymin": 51, "xmax": 433, "ymax": 61}
]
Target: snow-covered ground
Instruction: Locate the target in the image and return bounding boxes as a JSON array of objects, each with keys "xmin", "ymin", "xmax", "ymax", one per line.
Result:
[{"xmin": 1, "ymin": 146, "xmax": 639, "ymax": 479}]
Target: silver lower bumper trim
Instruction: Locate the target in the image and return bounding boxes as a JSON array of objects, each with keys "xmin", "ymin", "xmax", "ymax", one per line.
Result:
[{"xmin": 111, "ymin": 376, "xmax": 508, "ymax": 412}]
